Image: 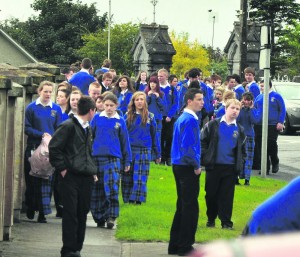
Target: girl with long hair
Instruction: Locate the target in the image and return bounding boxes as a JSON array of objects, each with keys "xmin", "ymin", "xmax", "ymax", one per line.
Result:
[
  {"xmin": 134, "ymin": 70, "xmax": 148, "ymax": 91},
  {"xmin": 122, "ymin": 92, "xmax": 161, "ymax": 204}
]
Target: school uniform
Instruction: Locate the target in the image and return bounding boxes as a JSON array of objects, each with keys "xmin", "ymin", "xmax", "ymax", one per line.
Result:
[
  {"xmin": 160, "ymin": 84, "xmax": 178, "ymax": 164},
  {"xmin": 247, "ymin": 81, "xmax": 260, "ymax": 99},
  {"xmin": 90, "ymin": 112, "xmax": 131, "ymax": 224},
  {"xmin": 253, "ymin": 91, "xmax": 286, "ymax": 172},
  {"xmin": 116, "ymin": 89, "xmax": 133, "ymax": 115},
  {"xmin": 169, "ymin": 109, "xmax": 201, "ymax": 256},
  {"xmin": 135, "ymin": 82, "xmax": 147, "ymax": 92},
  {"xmin": 122, "ymin": 112, "xmax": 160, "ymax": 203},
  {"xmin": 69, "ymin": 69, "xmax": 95, "ymax": 95},
  {"xmin": 24, "ymin": 98, "xmax": 62, "ymax": 218},
  {"xmin": 234, "ymin": 84, "xmax": 245, "ymax": 100},
  {"xmin": 237, "ymin": 107, "xmax": 261, "ymax": 181}
]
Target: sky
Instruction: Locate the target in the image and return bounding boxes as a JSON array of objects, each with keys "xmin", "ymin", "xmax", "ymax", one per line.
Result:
[{"xmin": 1, "ymin": 0, "xmax": 298, "ymax": 50}]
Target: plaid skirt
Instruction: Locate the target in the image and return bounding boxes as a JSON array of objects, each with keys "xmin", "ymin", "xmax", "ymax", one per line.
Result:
[
  {"xmin": 121, "ymin": 147, "xmax": 151, "ymax": 203},
  {"xmin": 240, "ymin": 136, "xmax": 255, "ymax": 180},
  {"xmin": 90, "ymin": 157, "xmax": 121, "ymax": 221}
]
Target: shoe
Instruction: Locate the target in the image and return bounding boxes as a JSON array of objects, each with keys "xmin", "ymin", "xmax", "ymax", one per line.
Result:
[
  {"xmin": 222, "ymin": 224, "xmax": 233, "ymax": 230},
  {"xmin": 235, "ymin": 178, "xmax": 241, "ymax": 185},
  {"xmin": 26, "ymin": 208, "xmax": 35, "ymax": 220},
  {"xmin": 106, "ymin": 217, "xmax": 115, "ymax": 229},
  {"xmin": 135, "ymin": 201, "xmax": 142, "ymax": 205},
  {"xmin": 97, "ymin": 220, "xmax": 106, "ymax": 228},
  {"xmin": 168, "ymin": 245, "xmax": 178, "ymax": 255},
  {"xmin": 178, "ymin": 246, "xmax": 195, "ymax": 256},
  {"xmin": 206, "ymin": 220, "xmax": 215, "ymax": 228},
  {"xmin": 166, "ymin": 158, "xmax": 172, "ymax": 166},
  {"xmin": 56, "ymin": 206, "xmax": 63, "ymax": 218},
  {"xmin": 37, "ymin": 213, "xmax": 47, "ymax": 223},
  {"xmin": 272, "ymin": 163, "xmax": 279, "ymax": 173},
  {"xmin": 61, "ymin": 251, "xmax": 81, "ymax": 257},
  {"xmin": 244, "ymin": 179, "xmax": 250, "ymax": 186}
]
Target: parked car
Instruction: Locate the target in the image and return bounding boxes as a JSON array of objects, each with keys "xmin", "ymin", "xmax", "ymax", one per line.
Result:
[{"xmin": 272, "ymin": 82, "xmax": 300, "ymax": 135}]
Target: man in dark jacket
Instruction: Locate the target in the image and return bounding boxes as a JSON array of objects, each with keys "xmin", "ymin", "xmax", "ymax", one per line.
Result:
[
  {"xmin": 49, "ymin": 96, "xmax": 97, "ymax": 257},
  {"xmin": 201, "ymin": 99, "xmax": 246, "ymax": 230}
]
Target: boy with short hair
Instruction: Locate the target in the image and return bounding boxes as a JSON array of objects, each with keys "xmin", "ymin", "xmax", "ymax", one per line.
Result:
[
  {"xmin": 88, "ymin": 82, "xmax": 102, "ymax": 101},
  {"xmin": 244, "ymin": 67, "xmax": 260, "ymax": 99}
]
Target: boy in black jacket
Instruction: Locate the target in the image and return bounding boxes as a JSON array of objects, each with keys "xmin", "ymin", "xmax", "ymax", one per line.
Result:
[
  {"xmin": 49, "ymin": 96, "xmax": 97, "ymax": 257},
  {"xmin": 201, "ymin": 99, "xmax": 246, "ymax": 230}
]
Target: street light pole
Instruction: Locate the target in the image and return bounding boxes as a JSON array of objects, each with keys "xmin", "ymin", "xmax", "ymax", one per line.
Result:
[
  {"xmin": 150, "ymin": 0, "xmax": 158, "ymax": 23},
  {"xmin": 212, "ymin": 15, "xmax": 215, "ymax": 49},
  {"xmin": 108, "ymin": 0, "xmax": 111, "ymax": 59}
]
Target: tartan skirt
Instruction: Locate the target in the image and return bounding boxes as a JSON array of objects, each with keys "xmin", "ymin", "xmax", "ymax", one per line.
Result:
[
  {"xmin": 121, "ymin": 147, "xmax": 151, "ymax": 203},
  {"xmin": 241, "ymin": 136, "xmax": 255, "ymax": 180},
  {"xmin": 90, "ymin": 156, "xmax": 121, "ymax": 221}
]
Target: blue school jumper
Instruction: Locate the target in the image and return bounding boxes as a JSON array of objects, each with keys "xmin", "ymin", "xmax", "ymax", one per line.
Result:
[
  {"xmin": 90, "ymin": 112, "xmax": 132, "ymax": 222},
  {"xmin": 69, "ymin": 70, "xmax": 95, "ymax": 95},
  {"xmin": 248, "ymin": 81, "xmax": 260, "ymax": 99},
  {"xmin": 237, "ymin": 107, "xmax": 261, "ymax": 180},
  {"xmin": 135, "ymin": 82, "xmax": 147, "ymax": 92},
  {"xmin": 234, "ymin": 84, "xmax": 245, "ymax": 100},
  {"xmin": 25, "ymin": 99, "xmax": 62, "ymax": 215},
  {"xmin": 116, "ymin": 90, "xmax": 133, "ymax": 115},
  {"xmin": 122, "ymin": 113, "xmax": 161, "ymax": 203}
]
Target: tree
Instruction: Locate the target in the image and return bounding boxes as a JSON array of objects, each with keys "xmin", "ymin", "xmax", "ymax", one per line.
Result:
[
  {"xmin": 276, "ymin": 21, "xmax": 300, "ymax": 78},
  {"xmin": 170, "ymin": 32, "xmax": 210, "ymax": 79},
  {"xmin": 1, "ymin": 0, "xmax": 107, "ymax": 64},
  {"xmin": 249, "ymin": 0, "xmax": 300, "ymax": 75},
  {"xmin": 77, "ymin": 22, "xmax": 139, "ymax": 75}
]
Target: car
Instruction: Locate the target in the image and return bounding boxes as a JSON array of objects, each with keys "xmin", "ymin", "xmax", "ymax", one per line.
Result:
[{"xmin": 272, "ymin": 82, "xmax": 300, "ymax": 135}]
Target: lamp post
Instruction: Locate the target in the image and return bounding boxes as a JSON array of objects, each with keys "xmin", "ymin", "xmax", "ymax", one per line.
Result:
[
  {"xmin": 108, "ymin": 0, "xmax": 111, "ymax": 59},
  {"xmin": 150, "ymin": 0, "xmax": 158, "ymax": 23}
]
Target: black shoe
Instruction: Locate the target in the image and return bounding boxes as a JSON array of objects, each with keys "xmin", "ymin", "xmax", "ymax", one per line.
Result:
[
  {"xmin": 106, "ymin": 217, "xmax": 115, "ymax": 229},
  {"xmin": 272, "ymin": 163, "xmax": 279, "ymax": 173},
  {"xmin": 56, "ymin": 207, "xmax": 63, "ymax": 218},
  {"xmin": 206, "ymin": 220, "xmax": 215, "ymax": 228},
  {"xmin": 97, "ymin": 220, "xmax": 106, "ymax": 228},
  {"xmin": 61, "ymin": 251, "xmax": 81, "ymax": 257},
  {"xmin": 166, "ymin": 158, "xmax": 172, "ymax": 166},
  {"xmin": 244, "ymin": 179, "xmax": 250, "ymax": 186},
  {"xmin": 37, "ymin": 213, "xmax": 47, "ymax": 223},
  {"xmin": 222, "ymin": 224, "xmax": 233, "ymax": 230},
  {"xmin": 135, "ymin": 201, "xmax": 142, "ymax": 205},
  {"xmin": 235, "ymin": 178, "xmax": 241, "ymax": 185},
  {"xmin": 178, "ymin": 246, "xmax": 195, "ymax": 256},
  {"xmin": 168, "ymin": 245, "xmax": 178, "ymax": 255},
  {"xmin": 26, "ymin": 208, "xmax": 35, "ymax": 220}
]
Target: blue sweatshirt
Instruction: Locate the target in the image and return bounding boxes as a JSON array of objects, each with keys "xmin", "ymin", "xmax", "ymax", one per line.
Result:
[
  {"xmin": 216, "ymin": 119, "xmax": 238, "ymax": 165},
  {"xmin": 135, "ymin": 82, "xmax": 147, "ymax": 92},
  {"xmin": 25, "ymin": 100, "xmax": 62, "ymax": 146},
  {"xmin": 160, "ymin": 85, "xmax": 178, "ymax": 118},
  {"xmin": 254, "ymin": 91, "xmax": 286, "ymax": 125},
  {"xmin": 147, "ymin": 94, "xmax": 166, "ymax": 120},
  {"xmin": 171, "ymin": 110, "xmax": 201, "ymax": 169},
  {"xmin": 216, "ymin": 104, "xmax": 225, "ymax": 118},
  {"xmin": 234, "ymin": 84, "xmax": 246, "ymax": 100},
  {"xmin": 237, "ymin": 107, "xmax": 261, "ymax": 136},
  {"xmin": 116, "ymin": 90, "xmax": 133, "ymax": 115},
  {"xmin": 124, "ymin": 113, "xmax": 161, "ymax": 159},
  {"xmin": 91, "ymin": 112, "xmax": 132, "ymax": 167},
  {"xmin": 248, "ymin": 81, "xmax": 260, "ymax": 99},
  {"xmin": 69, "ymin": 71, "xmax": 95, "ymax": 95}
]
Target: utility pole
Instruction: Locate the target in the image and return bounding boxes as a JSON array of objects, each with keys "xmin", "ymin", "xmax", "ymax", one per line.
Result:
[
  {"xmin": 150, "ymin": 0, "xmax": 158, "ymax": 23},
  {"xmin": 240, "ymin": 0, "xmax": 248, "ymax": 80},
  {"xmin": 108, "ymin": 0, "xmax": 111, "ymax": 59}
]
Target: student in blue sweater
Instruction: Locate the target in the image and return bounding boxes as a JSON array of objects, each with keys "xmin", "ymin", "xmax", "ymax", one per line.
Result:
[
  {"xmin": 145, "ymin": 76, "xmax": 165, "ymax": 154},
  {"xmin": 24, "ymin": 81, "xmax": 62, "ymax": 223},
  {"xmin": 237, "ymin": 92, "xmax": 261, "ymax": 185},
  {"xmin": 168, "ymin": 88, "xmax": 204, "ymax": 256},
  {"xmin": 244, "ymin": 67, "xmax": 260, "ymax": 99},
  {"xmin": 201, "ymin": 99, "xmax": 246, "ymax": 230},
  {"xmin": 134, "ymin": 70, "xmax": 148, "ymax": 91},
  {"xmin": 122, "ymin": 92, "xmax": 161, "ymax": 204},
  {"xmin": 158, "ymin": 68, "xmax": 178, "ymax": 166},
  {"xmin": 90, "ymin": 93, "xmax": 131, "ymax": 229},
  {"xmin": 56, "ymin": 89, "xmax": 71, "ymax": 122},
  {"xmin": 253, "ymin": 80, "xmax": 286, "ymax": 174},
  {"xmin": 112, "ymin": 75, "xmax": 135, "ymax": 115},
  {"xmin": 232, "ymin": 74, "xmax": 245, "ymax": 100},
  {"xmin": 69, "ymin": 58, "xmax": 96, "ymax": 95}
]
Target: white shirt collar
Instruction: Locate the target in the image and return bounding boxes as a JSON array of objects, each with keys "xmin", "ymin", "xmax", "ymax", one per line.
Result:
[
  {"xmin": 36, "ymin": 97, "xmax": 53, "ymax": 108},
  {"xmin": 247, "ymin": 81, "xmax": 255, "ymax": 87},
  {"xmin": 121, "ymin": 89, "xmax": 128, "ymax": 95},
  {"xmin": 207, "ymin": 84, "xmax": 214, "ymax": 90},
  {"xmin": 160, "ymin": 83, "xmax": 170, "ymax": 89},
  {"xmin": 74, "ymin": 115, "xmax": 89, "ymax": 129},
  {"xmin": 234, "ymin": 84, "xmax": 243, "ymax": 90},
  {"xmin": 220, "ymin": 115, "xmax": 237, "ymax": 126},
  {"xmin": 100, "ymin": 111, "xmax": 120, "ymax": 119},
  {"xmin": 80, "ymin": 68, "xmax": 90, "ymax": 74},
  {"xmin": 183, "ymin": 108, "xmax": 198, "ymax": 120}
]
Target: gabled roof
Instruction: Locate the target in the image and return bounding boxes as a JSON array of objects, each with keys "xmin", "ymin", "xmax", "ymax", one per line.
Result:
[
  {"xmin": 0, "ymin": 29, "xmax": 38, "ymax": 63},
  {"xmin": 131, "ymin": 23, "xmax": 176, "ymax": 55}
]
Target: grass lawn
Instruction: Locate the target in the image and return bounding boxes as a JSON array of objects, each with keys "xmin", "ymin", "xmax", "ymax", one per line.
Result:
[{"xmin": 116, "ymin": 163, "xmax": 287, "ymax": 243}]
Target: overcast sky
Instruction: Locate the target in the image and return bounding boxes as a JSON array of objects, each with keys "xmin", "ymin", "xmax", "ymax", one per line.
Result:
[{"xmin": 1, "ymin": 0, "xmax": 300, "ymax": 50}]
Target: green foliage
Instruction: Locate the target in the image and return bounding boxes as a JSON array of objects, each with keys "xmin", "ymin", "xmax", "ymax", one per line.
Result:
[
  {"xmin": 170, "ymin": 32, "xmax": 210, "ymax": 79},
  {"xmin": 77, "ymin": 23, "xmax": 139, "ymax": 75},
  {"xmin": 116, "ymin": 164, "xmax": 287, "ymax": 242},
  {"xmin": 1, "ymin": 0, "xmax": 107, "ymax": 64}
]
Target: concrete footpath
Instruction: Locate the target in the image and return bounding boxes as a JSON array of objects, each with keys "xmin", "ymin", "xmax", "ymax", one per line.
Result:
[{"xmin": 0, "ymin": 210, "xmax": 170, "ymax": 257}]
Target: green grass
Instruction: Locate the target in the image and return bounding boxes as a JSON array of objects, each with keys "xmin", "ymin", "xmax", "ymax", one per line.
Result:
[{"xmin": 116, "ymin": 164, "xmax": 287, "ymax": 243}]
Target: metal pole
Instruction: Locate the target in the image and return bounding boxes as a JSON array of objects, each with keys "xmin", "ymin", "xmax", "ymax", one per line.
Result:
[
  {"xmin": 212, "ymin": 16, "xmax": 215, "ymax": 49},
  {"xmin": 108, "ymin": 0, "xmax": 111, "ymax": 59},
  {"xmin": 260, "ymin": 25, "xmax": 271, "ymax": 178}
]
